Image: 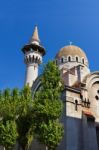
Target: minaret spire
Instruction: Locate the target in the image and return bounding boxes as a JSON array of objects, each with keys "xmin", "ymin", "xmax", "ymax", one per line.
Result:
[
  {"xmin": 22, "ymin": 25, "xmax": 46, "ymax": 87},
  {"xmin": 30, "ymin": 25, "xmax": 40, "ymax": 44}
]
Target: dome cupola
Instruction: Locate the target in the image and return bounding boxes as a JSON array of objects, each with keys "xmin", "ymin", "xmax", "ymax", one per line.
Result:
[{"xmin": 55, "ymin": 45, "xmax": 89, "ymax": 67}]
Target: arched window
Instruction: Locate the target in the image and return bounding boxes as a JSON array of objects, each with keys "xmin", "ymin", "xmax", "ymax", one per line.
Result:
[
  {"xmin": 38, "ymin": 58, "xmax": 40, "ymax": 63},
  {"xmin": 97, "ymin": 90, "xmax": 99, "ymax": 94},
  {"xmin": 82, "ymin": 58, "xmax": 84, "ymax": 64},
  {"xmin": 29, "ymin": 55, "xmax": 31, "ymax": 62},
  {"xmin": 35, "ymin": 57, "xmax": 38, "ymax": 62},
  {"xmin": 95, "ymin": 95, "xmax": 99, "ymax": 100},
  {"xmin": 32, "ymin": 55, "xmax": 34, "ymax": 61},
  {"xmin": 61, "ymin": 58, "xmax": 64, "ymax": 63},
  {"xmin": 76, "ymin": 56, "xmax": 78, "ymax": 62},
  {"xmin": 75, "ymin": 100, "xmax": 78, "ymax": 111},
  {"xmin": 68, "ymin": 56, "xmax": 71, "ymax": 62}
]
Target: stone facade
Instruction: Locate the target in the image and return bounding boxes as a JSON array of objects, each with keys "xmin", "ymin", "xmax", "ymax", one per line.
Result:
[
  {"xmin": 54, "ymin": 45, "xmax": 99, "ymax": 150},
  {"xmin": 23, "ymin": 27, "xmax": 99, "ymax": 150}
]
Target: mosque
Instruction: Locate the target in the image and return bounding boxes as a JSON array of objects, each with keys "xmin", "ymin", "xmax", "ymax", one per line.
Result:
[{"xmin": 22, "ymin": 26, "xmax": 99, "ymax": 150}]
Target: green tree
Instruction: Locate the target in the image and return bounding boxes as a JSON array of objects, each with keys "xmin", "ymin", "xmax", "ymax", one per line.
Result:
[
  {"xmin": 16, "ymin": 86, "xmax": 34, "ymax": 150},
  {"xmin": 0, "ymin": 61, "xmax": 64, "ymax": 150},
  {"xmin": 0, "ymin": 89, "xmax": 18, "ymax": 150},
  {"xmin": 33, "ymin": 61, "xmax": 64, "ymax": 150},
  {"xmin": 0, "ymin": 86, "xmax": 34, "ymax": 150},
  {"xmin": 0, "ymin": 120, "xmax": 18, "ymax": 150},
  {"xmin": 38, "ymin": 121, "xmax": 63, "ymax": 150}
]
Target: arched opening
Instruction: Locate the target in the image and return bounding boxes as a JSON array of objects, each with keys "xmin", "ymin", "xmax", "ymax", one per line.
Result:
[
  {"xmin": 97, "ymin": 90, "xmax": 99, "ymax": 94},
  {"xmin": 35, "ymin": 57, "xmax": 38, "ymax": 62},
  {"xmin": 75, "ymin": 100, "xmax": 78, "ymax": 111},
  {"xmin": 95, "ymin": 95, "xmax": 99, "ymax": 100},
  {"xmin": 61, "ymin": 58, "xmax": 64, "ymax": 63},
  {"xmin": 38, "ymin": 58, "xmax": 41, "ymax": 63},
  {"xmin": 32, "ymin": 55, "xmax": 34, "ymax": 61},
  {"xmin": 82, "ymin": 58, "xmax": 84, "ymax": 64},
  {"xmin": 29, "ymin": 55, "xmax": 31, "ymax": 62},
  {"xmin": 68, "ymin": 56, "xmax": 71, "ymax": 62},
  {"xmin": 76, "ymin": 56, "xmax": 78, "ymax": 62},
  {"xmin": 87, "ymin": 99, "xmax": 90, "ymax": 108}
]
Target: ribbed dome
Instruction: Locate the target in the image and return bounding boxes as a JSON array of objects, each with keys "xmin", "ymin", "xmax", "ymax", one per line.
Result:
[{"xmin": 55, "ymin": 45, "xmax": 88, "ymax": 61}]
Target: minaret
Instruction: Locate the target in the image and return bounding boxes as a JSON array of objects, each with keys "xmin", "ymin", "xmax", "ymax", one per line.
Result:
[{"xmin": 22, "ymin": 26, "xmax": 45, "ymax": 87}]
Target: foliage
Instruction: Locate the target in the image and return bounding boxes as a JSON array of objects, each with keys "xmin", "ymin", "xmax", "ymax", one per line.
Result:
[
  {"xmin": 33, "ymin": 61, "xmax": 64, "ymax": 150},
  {"xmin": 0, "ymin": 89, "xmax": 18, "ymax": 150},
  {"xmin": 38, "ymin": 120, "xmax": 63, "ymax": 150},
  {"xmin": 16, "ymin": 86, "xmax": 34, "ymax": 150},
  {"xmin": 0, "ymin": 86, "xmax": 34, "ymax": 150},
  {"xmin": 0, "ymin": 120, "xmax": 18, "ymax": 150},
  {"xmin": 0, "ymin": 61, "xmax": 64, "ymax": 150}
]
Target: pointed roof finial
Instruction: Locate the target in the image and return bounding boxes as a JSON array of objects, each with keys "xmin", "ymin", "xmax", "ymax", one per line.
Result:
[
  {"xmin": 30, "ymin": 25, "xmax": 40, "ymax": 44},
  {"xmin": 69, "ymin": 41, "xmax": 73, "ymax": 45}
]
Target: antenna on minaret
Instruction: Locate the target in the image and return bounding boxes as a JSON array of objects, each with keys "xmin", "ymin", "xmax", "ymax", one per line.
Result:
[{"xmin": 69, "ymin": 41, "xmax": 73, "ymax": 45}]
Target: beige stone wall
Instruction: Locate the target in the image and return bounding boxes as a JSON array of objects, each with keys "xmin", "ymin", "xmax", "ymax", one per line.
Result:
[
  {"xmin": 64, "ymin": 90, "xmax": 82, "ymax": 118},
  {"xmin": 88, "ymin": 82, "xmax": 99, "ymax": 122}
]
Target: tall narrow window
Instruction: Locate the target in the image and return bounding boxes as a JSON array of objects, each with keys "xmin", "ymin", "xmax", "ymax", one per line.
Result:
[
  {"xmin": 76, "ymin": 57, "xmax": 78, "ymax": 62},
  {"xmin": 82, "ymin": 58, "xmax": 84, "ymax": 64},
  {"xmin": 75, "ymin": 100, "xmax": 78, "ymax": 111},
  {"xmin": 97, "ymin": 90, "xmax": 99, "ymax": 94},
  {"xmin": 32, "ymin": 55, "xmax": 34, "ymax": 61},
  {"xmin": 61, "ymin": 58, "xmax": 64, "ymax": 63},
  {"xmin": 35, "ymin": 57, "xmax": 38, "ymax": 63},
  {"xmin": 29, "ymin": 55, "xmax": 31, "ymax": 62},
  {"xmin": 68, "ymin": 56, "xmax": 71, "ymax": 62}
]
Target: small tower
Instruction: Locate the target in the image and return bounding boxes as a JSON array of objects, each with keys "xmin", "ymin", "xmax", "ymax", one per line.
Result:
[{"xmin": 22, "ymin": 26, "xmax": 45, "ymax": 87}]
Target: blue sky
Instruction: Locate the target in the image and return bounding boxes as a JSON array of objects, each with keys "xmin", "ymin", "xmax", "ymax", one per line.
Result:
[{"xmin": 0, "ymin": 0, "xmax": 99, "ymax": 89}]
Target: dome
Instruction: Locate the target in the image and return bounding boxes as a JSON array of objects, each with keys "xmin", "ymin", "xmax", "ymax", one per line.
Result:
[{"xmin": 55, "ymin": 45, "xmax": 88, "ymax": 61}]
